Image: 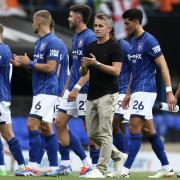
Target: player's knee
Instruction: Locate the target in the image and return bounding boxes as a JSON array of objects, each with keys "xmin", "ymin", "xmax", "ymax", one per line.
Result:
[
  {"xmin": 1, "ymin": 130, "xmax": 14, "ymax": 142},
  {"xmin": 128, "ymin": 124, "xmax": 140, "ymax": 134},
  {"xmin": 41, "ymin": 128, "xmax": 51, "ymax": 136},
  {"xmin": 113, "ymin": 125, "xmax": 121, "ymax": 135},
  {"xmin": 54, "ymin": 119, "xmax": 66, "ymax": 130},
  {"xmin": 142, "ymin": 127, "xmax": 156, "ymax": 137},
  {"xmin": 27, "ymin": 121, "xmax": 38, "ymax": 131}
]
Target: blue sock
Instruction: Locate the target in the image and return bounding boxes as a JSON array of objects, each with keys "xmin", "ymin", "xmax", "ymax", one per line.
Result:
[
  {"xmin": 0, "ymin": 138, "xmax": 4, "ymax": 165},
  {"xmin": 36, "ymin": 135, "xmax": 45, "ymax": 165},
  {"xmin": 29, "ymin": 130, "xmax": 41, "ymax": 162},
  {"xmin": 59, "ymin": 143, "xmax": 70, "ymax": 160},
  {"xmin": 124, "ymin": 134, "xmax": 142, "ymax": 169},
  {"xmin": 90, "ymin": 145, "xmax": 100, "ymax": 164},
  {"xmin": 125, "ymin": 123, "xmax": 130, "ymax": 153},
  {"xmin": 149, "ymin": 133, "xmax": 169, "ymax": 166},
  {"xmin": 69, "ymin": 131, "xmax": 86, "ymax": 160},
  {"xmin": 8, "ymin": 137, "xmax": 25, "ymax": 165},
  {"xmin": 45, "ymin": 134, "xmax": 58, "ymax": 166},
  {"xmin": 113, "ymin": 132, "xmax": 127, "ymax": 153}
]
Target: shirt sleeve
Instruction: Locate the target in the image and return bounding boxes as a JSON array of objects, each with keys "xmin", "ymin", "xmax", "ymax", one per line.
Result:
[
  {"xmin": 46, "ymin": 40, "xmax": 63, "ymax": 62},
  {"xmin": 146, "ymin": 36, "xmax": 162, "ymax": 59},
  {"xmin": 85, "ymin": 35, "xmax": 97, "ymax": 47},
  {"xmin": 0, "ymin": 45, "xmax": 12, "ymax": 65}
]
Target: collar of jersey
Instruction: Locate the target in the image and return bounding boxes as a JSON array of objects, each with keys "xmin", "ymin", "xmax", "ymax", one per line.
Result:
[{"xmin": 40, "ymin": 32, "xmax": 52, "ymax": 40}]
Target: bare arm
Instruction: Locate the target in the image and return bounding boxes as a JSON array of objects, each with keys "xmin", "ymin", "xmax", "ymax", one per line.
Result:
[
  {"xmin": 12, "ymin": 54, "xmax": 57, "ymax": 74},
  {"xmin": 68, "ymin": 71, "xmax": 90, "ymax": 101},
  {"xmin": 175, "ymin": 83, "xmax": 180, "ymax": 103},
  {"xmin": 32, "ymin": 60, "xmax": 57, "ymax": 74},
  {"xmin": 155, "ymin": 54, "xmax": 176, "ymax": 110}
]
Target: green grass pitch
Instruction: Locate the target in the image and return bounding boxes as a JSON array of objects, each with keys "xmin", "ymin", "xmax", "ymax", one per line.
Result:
[{"xmin": 0, "ymin": 173, "xmax": 178, "ymax": 180}]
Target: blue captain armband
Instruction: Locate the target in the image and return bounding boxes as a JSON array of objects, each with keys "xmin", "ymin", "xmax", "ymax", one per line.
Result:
[{"xmin": 29, "ymin": 61, "xmax": 37, "ymax": 69}]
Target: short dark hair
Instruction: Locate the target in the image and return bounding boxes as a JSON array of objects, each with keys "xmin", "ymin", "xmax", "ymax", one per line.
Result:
[
  {"xmin": 122, "ymin": 8, "xmax": 143, "ymax": 24},
  {"xmin": 69, "ymin": 4, "xmax": 92, "ymax": 24},
  {"xmin": 34, "ymin": 10, "xmax": 52, "ymax": 26}
]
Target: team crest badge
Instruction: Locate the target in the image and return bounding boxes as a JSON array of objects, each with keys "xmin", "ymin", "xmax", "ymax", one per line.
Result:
[
  {"xmin": 78, "ymin": 39, "xmax": 84, "ymax": 48},
  {"xmin": 137, "ymin": 43, "xmax": 143, "ymax": 52},
  {"xmin": 40, "ymin": 43, "xmax": 46, "ymax": 51}
]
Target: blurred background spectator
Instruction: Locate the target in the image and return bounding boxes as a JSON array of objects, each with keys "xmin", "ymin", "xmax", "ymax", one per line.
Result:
[{"xmin": 0, "ymin": 0, "xmax": 26, "ymax": 16}]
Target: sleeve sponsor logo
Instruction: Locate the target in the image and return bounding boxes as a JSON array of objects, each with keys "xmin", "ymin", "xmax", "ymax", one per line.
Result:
[
  {"xmin": 152, "ymin": 45, "xmax": 161, "ymax": 54},
  {"xmin": 50, "ymin": 49, "xmax": 59, "ymax": 57}
]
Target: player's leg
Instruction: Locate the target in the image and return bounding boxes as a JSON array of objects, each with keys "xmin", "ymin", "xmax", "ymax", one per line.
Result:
[
  {"xmin": 113, "ymin": 94, "xmax": 129, "ymax": 153},
  {"xmin": 52, "ymin": 91, "xmax": 91, "ymax": 176},
  {"xmin": 55, "ymin": 112, "xmax": 90, "ymax": 175},
  {"xmin": 47, "ymin": 94, "xmax": 72, "ymax": 177},
  {"xmin": 26, "ymin": 116, "xmax": 42, "ymax": 171},
  {"xmin": 113, "ymin": 115, "xmax": 127, "ymax": 153},
  {"xmin": 36, "ymin": 134, "xmax": 45, "ymax": 169},
  {"xmin": 40, "ymin": 123, "xmax": 58, "ymax": 171},
  {"xmin": 0, "ymin": 102, "xmax": 25, "ymax": 173},
  {"xmin": 54, "ymin": 111, "xmax": 71, "ymax": 146},
  {"xmin": 121, "ymin": 116, "xmax": 143, "ymax": 177},
  {"xmin": 120, "ymin": 92, "xmax": 154, "ymax": 177},
  {"xmin": 0, "ymin": 136, "xmax": 7, "ymax": 176},
  {"xmin": 0, "ymin": 124, "xmax": 25, "ymax": 170},
  {"xmin": 122, "ymin": 92, "xmax": 162, "ymax": 177},
  {"xmin": 17, "ymin": 94, "xmax": 57, "ymax": 176},
  {"xmin": 143, "ymin": 120, "xmax": 174, "ymax": 178},
  {"xmin": 53, "ymin": 96, "xmax": 71, "ymax": 174}
]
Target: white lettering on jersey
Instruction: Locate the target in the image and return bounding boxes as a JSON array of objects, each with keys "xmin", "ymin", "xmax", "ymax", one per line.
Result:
[
  {"xmin": 152, "ymin": 45, "xmax": 161, "ymax": 54},
  {"xmin": 50, "ymin": 49, "xmax": 59, "ymax": 57},
  {"xmin": 34, "ymin": 53, "xmax": 44, "ymax": 60},
  {"xmin": 72, "ymin": 50, "xmax": 83, "ymax": 59},
  {"xmin": 127, "ymin": 54, "xmax": 142, "ymax": 63}
]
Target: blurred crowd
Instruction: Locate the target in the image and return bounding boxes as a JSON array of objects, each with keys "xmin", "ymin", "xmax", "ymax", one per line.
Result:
[
  {"xmin": 1, "ymin": 0, "xmax": 179, "ymax": 40},
  {"xmin": 0, "ymin": 0, "xmax": 180, "ymax": 17}
]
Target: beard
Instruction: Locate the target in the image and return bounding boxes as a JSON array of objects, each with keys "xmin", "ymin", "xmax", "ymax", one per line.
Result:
[{"xmin": 69, "ymin": 22, "xmax": 76, "ymax": 30}]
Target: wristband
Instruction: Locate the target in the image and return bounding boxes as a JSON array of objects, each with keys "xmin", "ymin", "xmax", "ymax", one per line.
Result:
[
  {"xmin": 166, "ymin": 86, "xmax": 172, "ymax": 93},
  {"xmin": 74, "ymin": 84, "xmax": 81, "ymax": 90},
  {"xmin": 29, "ymin": 61, "xmax": 37, "ymax": 68}
]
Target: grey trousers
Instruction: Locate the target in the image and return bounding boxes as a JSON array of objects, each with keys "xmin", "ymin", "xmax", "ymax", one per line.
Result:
[{"xmin": 86, "ymin": 93, "xmax": 123, "ymax": 174}]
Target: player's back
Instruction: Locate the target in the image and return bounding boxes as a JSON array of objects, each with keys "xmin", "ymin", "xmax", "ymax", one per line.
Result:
[
  {"xmin": 0, "ymin": 43, "xmax": 12, "ymax": 102},
  {"xmin": 118, "ymin": 39, "xmax": 131, "ymax": 94},
  {"xmin": 68, "ymin": 28, "xmax": 96, "ymax": 93},
  {"xmin": 32, "ymin": 33, "xmax": 63, "ymax": 96},
  {"xmin": 128, "ymin": 32, "xmax": 162, "ymax": 93}
]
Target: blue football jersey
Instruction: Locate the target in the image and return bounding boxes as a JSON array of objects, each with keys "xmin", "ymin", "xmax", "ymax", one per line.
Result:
[
  {"xmin": 118, "ymin": 39, "xmax": 131, "ymax": 94},
  {"xmin": 32, "ymin": 33, "xmax": 65, "ymax": 96},
  {"xmin": 68, "ymin": 28, "xmax": 96, "ymax": 93},
  {"xmin": 127, "ymin": 32, "xmax": 162, "ymax": 93},
  {"xmin": 57, "ymin": 43, "xmax": 69, "ymax": 96},
  {"xmin": 0, "ymin": 43, "xmax": 12, "ymax": 102}
]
